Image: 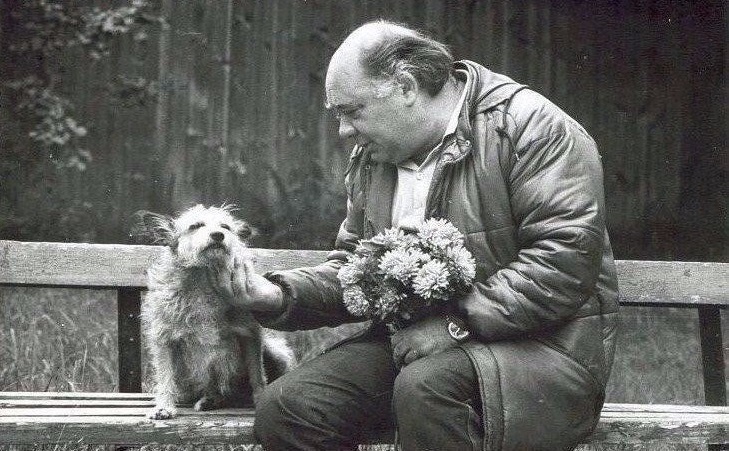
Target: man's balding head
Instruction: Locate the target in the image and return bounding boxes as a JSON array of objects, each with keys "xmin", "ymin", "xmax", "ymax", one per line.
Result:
[{"xmin": 329, "ymin": 20, "xmax": 454, "ymax": 97}]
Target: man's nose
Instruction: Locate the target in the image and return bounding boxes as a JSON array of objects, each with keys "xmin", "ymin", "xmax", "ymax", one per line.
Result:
[{"xmin": 338, "ymin": 118, "xmax": 356, "ymax": 138}]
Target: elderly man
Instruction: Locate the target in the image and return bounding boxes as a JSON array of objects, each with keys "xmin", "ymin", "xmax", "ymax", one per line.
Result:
[{"xmin": 234, "ymin": 20, "xmax": 619, "ymax": 451}]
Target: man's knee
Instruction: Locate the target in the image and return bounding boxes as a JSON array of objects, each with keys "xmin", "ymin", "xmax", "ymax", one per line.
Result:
[
  {"xmin": 392, "ymin": 350, "xmax": 479, "ymax": 414},
  {"xmin": 392, "ymin": 363, "xmax": 438, "ymax": 412},
  {"xmin": 254, "ymin": 377, "xmax": 304, "ymax": 441}
]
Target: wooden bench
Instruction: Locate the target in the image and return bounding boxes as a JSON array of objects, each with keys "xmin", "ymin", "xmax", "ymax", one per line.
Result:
[{"xmin": 1, "ymin": 240, "xmax": 728, "ymax": 447}]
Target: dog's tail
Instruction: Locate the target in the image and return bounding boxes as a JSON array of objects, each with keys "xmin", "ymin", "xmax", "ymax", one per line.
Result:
[{"xmin": 262, "ymin": 330, "xmax": 296, "ymax": 382}]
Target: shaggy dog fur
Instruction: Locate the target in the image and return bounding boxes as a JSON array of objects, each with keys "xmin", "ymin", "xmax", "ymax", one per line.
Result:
[{"xmin": 137, "ymin": 205, "xmax": 295, "ymax": 420}]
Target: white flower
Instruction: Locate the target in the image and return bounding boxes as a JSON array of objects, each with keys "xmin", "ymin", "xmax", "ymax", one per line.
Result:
[
  {"xmin": 371, "ymin": 227, "xmax": 409, "ymax": 249},
  {"xmin": 337, "ymin": 263, "xmax": 363, "ymax": 285},
  {"xmin": 378, "ymin": 248, "xmax": 427, "ymax": 283},
  {"xmin": 342, "ymin": 285, "xmax": 370, "ymax": 317},
  {"xmin": 408, "ymin": 248, "xmax": 432, "ymax": 264},
  {"xmin": 417, "ymin": 218, "xmax": 464, "ymax": 251},
  {"xmin": 413, "ymin": 259, "xmax": 450, "ymax": 299},
  {"xmin": 446, "ymin": 245, "xmax": 477, "ymax": 283}
]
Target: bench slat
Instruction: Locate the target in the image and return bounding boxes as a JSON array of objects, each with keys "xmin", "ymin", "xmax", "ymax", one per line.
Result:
[
  {"xmin": 617, "ymin": 260, "xmax": 729, "ymax": 307},
  {"xmin": 8, "ymin": 394, "xmax": 727, "ymax": 413},
  {"xmin": 0, "ymin": 241, "xmax": 329, "ymax": 289},
  {"xmin": 0, "ymin": 398, "xmax": 727, "ymax": 445},
  {"xmin": 0, "ymin": 407, "xmax": 153, "ymax": 417},
  {"xmin": 602, "ymin": 403, "xmax": 729, "ymax": 414},
  {"xmin": 0, "ymin": 392, "xmax": 153, "ymax": 400},
  {"xmin": 2, "ymin": 240, "xmax": 728, "ymax": 306},
  {"xmin": 0, "ymin": 415, "xmax": 257, "ymax": 445},
  {"xmin": 1, "ymin": 399, "xmax": 156, "ymax": 407}
]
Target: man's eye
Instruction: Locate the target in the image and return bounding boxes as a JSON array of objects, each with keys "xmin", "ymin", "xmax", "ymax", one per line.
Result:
[
  {"xmin": 220, "ymin": 224, "xmax": 231, "ymax": 230},
  {"xmin": 188, "ymin": 222, "xmax": 204, "ymax": 231},
  {"xmin": 342, "ymin": 108, "xmax": 361, "ymax": 119},
  {"xmin": 333, "ymin": 105, "xmax": 363, "ymax": 120}
]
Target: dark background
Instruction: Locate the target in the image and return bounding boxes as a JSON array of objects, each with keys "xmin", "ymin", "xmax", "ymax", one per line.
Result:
[{"xmin": 0, "ymin": 0, "xmax": 726, "ymax": 261}]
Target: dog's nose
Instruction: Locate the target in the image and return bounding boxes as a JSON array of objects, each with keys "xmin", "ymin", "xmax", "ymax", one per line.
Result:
[{"xmin": 210, "ymin": 231, "xmax": 225, "ymax": 242}]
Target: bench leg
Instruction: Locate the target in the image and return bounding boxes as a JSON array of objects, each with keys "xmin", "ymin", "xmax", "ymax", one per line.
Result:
[
  {"xmin": 118, "ymin": 288, "xmax": 142, "ymax": 393},
  {"xmin": 698, "ymin": 305, "xmax": 727, "ymax": 451},
  {"xmin": 698, "ymin": 305, "xmax": 727, "ymax": 407}
]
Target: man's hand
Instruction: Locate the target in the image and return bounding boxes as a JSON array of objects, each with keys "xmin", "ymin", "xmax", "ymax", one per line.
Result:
[
  {"xmin": 390, "ymin": 315, "xmax": 462, "ymax": 368},
  {"xmin": 228, "ymin": 260, "xmax": 285, "ymax": 314}
]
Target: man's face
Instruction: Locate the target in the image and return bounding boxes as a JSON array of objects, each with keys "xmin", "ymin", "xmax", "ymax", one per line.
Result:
[{"xmin": 325, "ymin": 56, "xmax": 416, "ymax": 165}]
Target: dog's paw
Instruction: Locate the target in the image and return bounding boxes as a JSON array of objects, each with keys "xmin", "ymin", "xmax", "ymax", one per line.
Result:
[
  {"xmin": 148, "ymin": 406, "xmax": 176, "ymax": 420},
  {"xmin": 193, "ymin": 395, "xmax": 221, "ymax": 411}
]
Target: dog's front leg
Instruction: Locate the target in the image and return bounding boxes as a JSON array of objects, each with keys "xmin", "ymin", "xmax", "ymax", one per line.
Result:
[
  {"xmin": 148, "ymin": 344, "xmax": 179, "ymax": 419},
  {"xmin": 246, "ymin": 334, "xmax": 267, "ymax": 406},
  {"xmin": 193, "ymin": 370, "xmax": 225, "ymax": 412}
]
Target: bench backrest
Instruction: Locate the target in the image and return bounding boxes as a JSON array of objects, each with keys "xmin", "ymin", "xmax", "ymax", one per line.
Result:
[{"xmin": 1, "ymin": 240, "xmax": 727, "ymax": 403}]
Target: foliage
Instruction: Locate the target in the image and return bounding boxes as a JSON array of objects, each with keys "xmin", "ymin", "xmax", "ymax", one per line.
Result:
[
  {"xmin": 108, "ymin": 74, "xmax": 160, "ymax": 108},
  {"xmin": 3, "ymin": 0, "xmax": 158, "ymax": 169},
  {"xmin": 6, "ymin": 76, "xmax": 91, "ymax": 170}
]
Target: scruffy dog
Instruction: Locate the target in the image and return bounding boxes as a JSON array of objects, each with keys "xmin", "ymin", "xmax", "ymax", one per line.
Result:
[{"xmin": 136, "ymin": 204, "xmax": 295, "ymax": 420}]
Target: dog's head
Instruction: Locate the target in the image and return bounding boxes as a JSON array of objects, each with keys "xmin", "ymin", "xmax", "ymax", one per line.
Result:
[{"xmin": 133, "ymin": 204, "xmax": 254, "ymax": 268}]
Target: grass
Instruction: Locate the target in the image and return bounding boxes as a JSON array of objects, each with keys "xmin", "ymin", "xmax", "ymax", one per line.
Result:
[{"xmin": 1, "ymin": 286, "xmax": 726, "ymax": 450}]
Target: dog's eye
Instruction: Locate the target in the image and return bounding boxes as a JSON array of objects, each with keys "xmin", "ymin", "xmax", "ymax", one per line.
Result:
[
  {"xmin": 220, "ymin": 224, "xmax": 231, "ymax": 231},
  {"xmin": 188, "ymin": 222, "xmax": 204, "ymax": 231}
]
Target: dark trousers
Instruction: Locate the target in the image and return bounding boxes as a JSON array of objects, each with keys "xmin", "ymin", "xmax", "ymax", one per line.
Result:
[{"xmin": 254, "ymin": 336, "xmax": 483, "ymax": 451}]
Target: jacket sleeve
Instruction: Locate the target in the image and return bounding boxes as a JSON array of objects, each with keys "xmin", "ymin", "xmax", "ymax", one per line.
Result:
[
  {"xmin": 258, "ymin": 179, "xmax": 366, "ymax": 331},
  {"xmin": 458, "ymin": 97, "xmax": 607, "ymax": 341}
]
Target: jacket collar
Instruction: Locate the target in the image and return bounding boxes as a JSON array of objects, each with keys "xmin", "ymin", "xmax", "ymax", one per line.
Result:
[{"xmin": 448, "ymin": 60, "xmax": 526, "ymax": 163}]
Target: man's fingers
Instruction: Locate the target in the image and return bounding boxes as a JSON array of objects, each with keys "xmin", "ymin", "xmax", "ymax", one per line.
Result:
[
  {"xmin": 240, "ymin": 260, "xmax": 257, "ymax": 293},
  {"xmin": 390, "ymin": 336, "xmax": 409, "ymax": 367},
  {"xmin": 402, "ymin": 348, "xmax": 418, "ymax": 366},
  {"xmin": 242, "ymin": 260, "xmax": 255, "ymax": 278}
]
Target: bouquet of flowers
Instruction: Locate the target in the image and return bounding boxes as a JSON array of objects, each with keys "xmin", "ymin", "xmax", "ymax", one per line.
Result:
[{"xmin": 337, "ymin": 218, "xmax": 476, "ymax": 327}]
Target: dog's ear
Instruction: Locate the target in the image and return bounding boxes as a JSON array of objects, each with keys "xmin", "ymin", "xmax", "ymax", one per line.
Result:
[
  {"xmin": 131, "ymin": 210, "xmax": 176, "ymax": 246},
  {"xmin": 236, "ymin": 221, "xmax": 258, "ymax": 242}
]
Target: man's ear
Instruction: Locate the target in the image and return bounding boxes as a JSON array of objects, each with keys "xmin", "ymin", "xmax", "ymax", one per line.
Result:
[
  {"xmin": 396, "ymin": 72, "xmax": 419, "ymax": 106},
  {"xmin": 131, "ymin": 210, "xmax": 176, "ymax": 246}
]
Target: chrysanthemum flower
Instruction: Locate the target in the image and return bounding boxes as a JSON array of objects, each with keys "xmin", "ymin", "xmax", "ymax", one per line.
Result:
[
  {"xmin": 337, "ymin": 263, "xmax": 364, "ymax": 285},
  {"xmin": 379, "ymin": 248, "xmax": 423, "ymax": 282},
  {"xmin": 417, "ymin": 218, "xmax": 465, "ymax": 250},
  {"xmin": 371, "ymin": 227, "xmax": 409, "ymax": 249},
  {"xmin": 413, "ymin": 259, "xmax": 450, "ymax": 299},
  {"xmin": 446, "ymin": 245, "xmax": 477, "ymax": 282},
  {"xmin": 342, "ymin": 285, "xmax": 371, "ymax": 317}
]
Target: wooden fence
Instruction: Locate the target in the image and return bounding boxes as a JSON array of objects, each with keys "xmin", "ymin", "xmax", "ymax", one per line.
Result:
[{"xmin": 1, "ymin": 0, "xmax": 725, "ymax": 258}]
